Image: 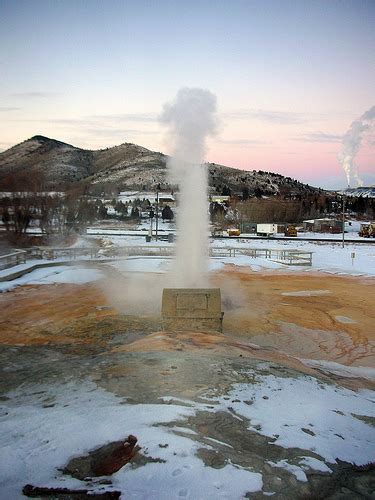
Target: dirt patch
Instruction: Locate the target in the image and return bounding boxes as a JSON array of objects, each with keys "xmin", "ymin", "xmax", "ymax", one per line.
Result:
[
  {"xmin": 1, "ymin": 268, "xmax": 374, "ymax": 368},
  {"xmin": 0, "ymin": 283, "xmax": 160, "ymax": 346},
  {"xmin": 213, "ymin": 268, "xmax": 375, "ymax": 367}
]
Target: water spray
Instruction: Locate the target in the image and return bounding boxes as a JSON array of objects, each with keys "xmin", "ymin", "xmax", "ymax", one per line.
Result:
[
  {"xmin": 160, "ymin": 87, "xmax": 217, "ymax": 288},
  {"xmin": 160, "ymin": 88, "xmax": 223, "ymax": 332}
]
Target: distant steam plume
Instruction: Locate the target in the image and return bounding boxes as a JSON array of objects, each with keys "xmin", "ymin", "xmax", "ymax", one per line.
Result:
[
  {"xmin": 338, "ymin": 105, "xmax": 375, "ymax": 187},
  {"xmin": 160, "ymin": 88, "xmax": 217, "ymax": 287}
]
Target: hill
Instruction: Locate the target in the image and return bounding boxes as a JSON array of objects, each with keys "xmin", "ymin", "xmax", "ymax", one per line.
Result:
[
  {"xmin": 338, "ymin": 187, "xmax": 375, "ymax": 198},
  {"xmin": 0, "ymin": 135, "xmax": 321, "ymax": 196}
]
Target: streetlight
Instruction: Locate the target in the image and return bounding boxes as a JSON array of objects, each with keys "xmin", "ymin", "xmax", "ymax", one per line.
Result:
[
  {"xmin": 342, "ymin": 195, "xmax": 345, "ymax": 249},
  {"xmin": 155, "ymin": 190, "xmax": 159, "ymax": 241}
]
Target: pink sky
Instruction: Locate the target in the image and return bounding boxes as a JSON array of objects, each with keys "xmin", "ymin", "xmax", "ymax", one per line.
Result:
[{"xmin": 1, "ymin": 0, "xmax": 374, "ymax": 189}]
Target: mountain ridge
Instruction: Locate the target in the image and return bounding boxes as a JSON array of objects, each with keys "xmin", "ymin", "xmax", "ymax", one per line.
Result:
[{"xmin": 0, "ymin": 135, "xmax": 321, "ymax": 196}]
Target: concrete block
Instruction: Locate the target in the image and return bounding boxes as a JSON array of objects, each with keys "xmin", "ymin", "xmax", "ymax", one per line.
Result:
[{"xmin": 162, "ymin": 288, "xmax": 223, "ymax": 332}]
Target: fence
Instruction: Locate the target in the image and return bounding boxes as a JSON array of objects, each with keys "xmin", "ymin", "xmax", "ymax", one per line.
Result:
[
  {"xmin": 119, "ymin": 245, "xmax": 313, "ymax": 266},
  {"xmin": 30, "ymin": 247, "xmax": 99, "ymax": 260},
  {"xmin": 1, "ymin": 244, "xmax": 312, "ymax": 271},
  {"xmin": 235, "ymin": 247, "xmax": 313, "ymax": 266},
  {"xmin": 0, "ymin": 250, "xmax": 27, "ymax": 271},
  {"xmin": 118, "ymin": 245, "xmax": 174, "ymax": 257}
]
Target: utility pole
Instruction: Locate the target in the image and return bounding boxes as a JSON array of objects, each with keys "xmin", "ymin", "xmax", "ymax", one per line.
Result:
[
  {"xmin": 342, "ymin": 195, "xmax": 345, "ymax": 249},
  {"xmin": 155, "ymin": 191, "xmax": 159, "ymax": 241}
]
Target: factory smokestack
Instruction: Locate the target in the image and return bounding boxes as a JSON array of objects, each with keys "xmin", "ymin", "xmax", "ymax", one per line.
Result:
[{"xmin": 338, "ymin": 105, "xmax": 375, "ymax": 187}]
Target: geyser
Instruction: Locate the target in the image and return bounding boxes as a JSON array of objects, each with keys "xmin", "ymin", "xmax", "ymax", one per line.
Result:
[
  {"xmin": 160, "ymin": 88, "xmax": 223, "ymax": 331},
  {"xmin": 160, "ymin": 87, "xmax": 217, "ymax": 288}
]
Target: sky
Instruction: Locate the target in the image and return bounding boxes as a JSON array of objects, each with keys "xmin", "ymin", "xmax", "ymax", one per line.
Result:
[{"xmin": 0, "ymin": 0, "xmax": 374, "ymax": 189}]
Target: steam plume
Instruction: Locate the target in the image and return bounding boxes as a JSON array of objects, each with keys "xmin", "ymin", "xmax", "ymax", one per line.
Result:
[
  {"xmin": 160, "ymin": 88, "xmax": 217, "ymax": 287},
  {"xmin": 338, "ymin": 105, "xmax": 375, "ymax": 187}
]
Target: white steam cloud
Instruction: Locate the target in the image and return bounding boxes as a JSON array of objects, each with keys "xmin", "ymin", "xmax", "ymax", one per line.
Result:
[
  {"xmin": 338, "ymin": 105, "xmax": 375, "ymax": 187},
  {"xmin": 160, "ymin": 88, "xmax": 218, "ymax": 288}
]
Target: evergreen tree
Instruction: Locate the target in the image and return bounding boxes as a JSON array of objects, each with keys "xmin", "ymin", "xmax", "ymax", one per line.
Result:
[{"xmin": 162, "ymin": 205, "xmax": 174, "ymax": 220}]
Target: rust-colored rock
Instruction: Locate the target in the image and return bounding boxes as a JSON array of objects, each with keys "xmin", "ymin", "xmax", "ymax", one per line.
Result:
[
  {"xmin": 63, "ymin": 435, "xmax": 139, "ymax": 479},
  {"xmin": 92, "ymin": 434, "xmax": 138, "ymax": 476}
]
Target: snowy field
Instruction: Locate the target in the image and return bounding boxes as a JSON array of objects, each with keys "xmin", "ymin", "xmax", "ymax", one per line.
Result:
[
  {"xmin": 210, "ymin": 237, "xmax": 375, "ymax": 276},
  {"xmin": 0, "ymin": 381, "xmax": 262, "ymax": 499},
  {"xmin": 0, "ymin": 263, "xmax": 105, "ymax": 293},
  {"xmin": 0, "ymin": 370, "xmax": 374, "ymax": 498},
  {"xmin": 0, "ymin": 234, "xmax": 374, "ymax": 293},
  {"xmin": 0, "ymin": 233, "xmax": 374, "ymax": 497},
  {"xmin": 214, "ymin": 371, "xmax": 375, "ymax": 466},
  {"xmin": 92, "ymin": 233, "xmax": 375, "ymax": 277}
]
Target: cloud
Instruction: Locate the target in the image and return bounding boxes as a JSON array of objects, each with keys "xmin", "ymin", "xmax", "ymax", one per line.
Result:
[
  {"xmin": 88, "ymin": 112, "xmax": 158, "ymax": 123},
  {"xmin": 84, "ymin": 127, "xmax": 158, "ymax": 138},
  {"xmin": 17, "ymin": 113, "xmax": 158, "ymax": 127},
  {"xmin": 294, "ymin": 131, "xmax": 343, "ymax": 143},
  {"xmin": 222, "ymin": 109, "xmax": 322, "ymax": 125},
  {"xmin": 8, "ymin": 114, "xmax": 159, "ymax": 134},
  {"xmin": 0, "ymin": 107, "xmax": 21, "ymax": 112},
  {"xmin": 11, "ymin": 92, "xmax": 61, "ymax": 99},
  {"xmin": 0, "ymin": 111, "xmax": 160, "ymax": 149},
  {"xmin": 219, "ymin": 138, "xmax": 269, "ymax": 145}
]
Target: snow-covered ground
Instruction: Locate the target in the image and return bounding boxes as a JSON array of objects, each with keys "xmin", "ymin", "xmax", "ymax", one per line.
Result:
[
  {"xmin": 87, "ymin": 218, "xmax": 176, "ymax": 235},
  {"xmin": 210, "ymin": 237, "xmax": 375, "ymax": 276},
  {"xmin": 0, "ymin": 372, "xmax": 374, "ymax": 498},
  {"xmin": 0, "ymin": 228, "xmax": 374, "ymax": 497},
  {"xmin": 0, "ymin": 381, "xmax": 262, "ymax": 499},
  {"xmin": 213, "ymin": 370, "xmax": 375, "ymax": 467},
  {"xmin": 0, "ymin": 263, "xmax": 104, "ymax": 293},
  {"xmin": 91, "ymin": 233, "xmax": 375, "ymax": 277},
  {"xmin": 0, "ymin": 234, "xmax": 374, "ymax": 294},
  {"xmin": 301, "ymin": 359, "xmax": 375, "ymax": 381}
]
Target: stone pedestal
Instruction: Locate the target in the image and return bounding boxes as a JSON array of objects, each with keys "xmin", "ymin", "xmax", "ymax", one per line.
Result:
[{"xmin": 162, "ymin": 288, "xmax": 223, "ymax": 332}]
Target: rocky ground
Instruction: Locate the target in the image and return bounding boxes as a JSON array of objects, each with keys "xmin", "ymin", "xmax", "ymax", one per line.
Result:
[{"xmin": 0, "ymin": 268, "xmax": 374, "ymax": 499}]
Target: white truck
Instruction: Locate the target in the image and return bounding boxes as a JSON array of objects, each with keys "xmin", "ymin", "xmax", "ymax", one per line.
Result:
[{"xmin": 256, "ymin": 223, "xmax": 278, "ymax": 237}]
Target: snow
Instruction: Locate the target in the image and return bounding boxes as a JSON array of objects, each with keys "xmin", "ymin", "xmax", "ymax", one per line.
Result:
[
  {"xmin": 117, "ymin": 191, "xmax": 174, "ymax": 203},
  {"xmin": 267, "ymin": 459, "xmax": 308, "ymax": 482},
  {"xmin": 0, "ymin": 260, "xmax": 43, "ymax": 280},
  {"xmin": 281, "ymin": 290, "xmax": 332, "ymax": 297},
  {"xmin": 69, "ymin": 237, "xmax": 98, "ymax": 248},
  {"xmin": 209, "ymin": 255, "xmax": 283, "ymax": 272},
  {"xmin": 87, "ymin": 225, "xmax": 175, "ymax": 236},
  {"xmin": 0, "ymin": 381, "xmax": 263, "ymax": 499},
  {"xmin": 339, "ymin": 187, "xmax": 375, "ymax": 198},
  {"xmin": 267, "ymin": 456, "xmax": 332, "ymax": 482},
  {"xmin": 298, "ymin": 456, "xmax": 332, "ymax": 473},
  {"xmin": 83, "ymin": 230, "xmax": 375, "ymax": 276},
  {"xmin": 334, "ymin": 315, "xmax": 357, "ymax": 324},
  {"xmin": 0, "ymin": 265, "xmax": 104, "ymax": 292},
  {"xmin": 214, "ymin": 372, "xmax": 375, "ymax": 465},
  {"xmin": 86, "ymin": 230, "xmax": 375, "ymax": 276},
  {"xmin": 0, "ymin": 235, "xmax": 373, "ymax": 293},
  {"xmin": 1, "ymin": 373, "xmax": 373, "ymax": 497},
  {"xmin": 301, "ymin": 359, "xmax": 375, "ymax": 381},
  {"xmin": 210, "ymin": 237, "xmax": 375, "ymax": 276},
  {"xmin": 0, "ymin": 230, "xmax": 373, "ymax": 296},
  {"xmin": 110, "ymin": 257, "xmax": 172, "ymax": 273}
]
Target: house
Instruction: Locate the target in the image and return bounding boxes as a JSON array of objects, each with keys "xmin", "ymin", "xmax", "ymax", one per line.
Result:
[
  {"xmin": 209, "ymin": 195, "xmax": 231, "ymax": 204},
  {"xmin": 240, "ymin": 221, "xmax": 257, "ymax": 233},
  {"xmin": 117, "ymin": 191, "xmax": 175, "ymax": 207},
  {"xmin": 157, "ymin": 195, "xmax": 175, "ymax": 207},
  {"xmin": 303, "ymin": 218, "xmax": 343, "ymax": 233}
]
